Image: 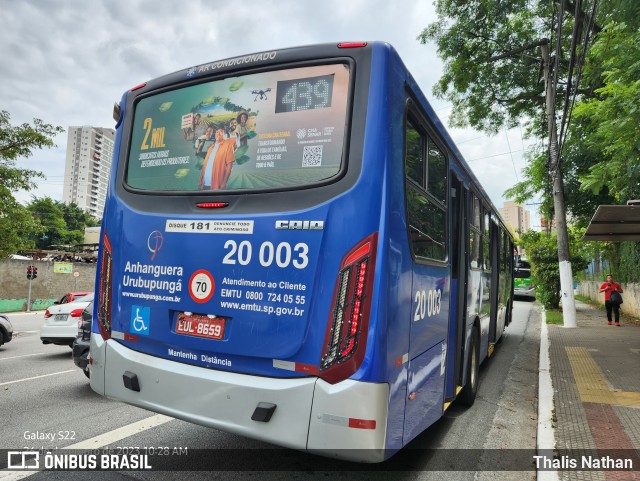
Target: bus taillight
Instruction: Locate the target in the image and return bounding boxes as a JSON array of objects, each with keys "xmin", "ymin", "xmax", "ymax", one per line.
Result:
[
  {"xmin": 97, "ymin": 231, "xmax": 113, "ymax": 340},
  {"xmin": 337, "ymin": 42, "xmax": 368, "ymax": 48},
  {"xmin": 319, "ymin": 233, "xmax": 377, "ymax": 384}
]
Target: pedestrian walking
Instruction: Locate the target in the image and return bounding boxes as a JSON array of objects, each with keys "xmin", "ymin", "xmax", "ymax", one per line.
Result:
[{"xmin": 599, "ymin": 274, "xmax": 623, "ymax": 326}]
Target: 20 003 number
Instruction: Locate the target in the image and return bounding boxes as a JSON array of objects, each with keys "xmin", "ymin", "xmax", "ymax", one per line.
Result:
[
  {"xmin": 414, "ymin": 288, "xmax": 442, "ymax": 321},
  {"xmin": 222, "ymin": 240, "xmax": 309, "ymax": 269}
]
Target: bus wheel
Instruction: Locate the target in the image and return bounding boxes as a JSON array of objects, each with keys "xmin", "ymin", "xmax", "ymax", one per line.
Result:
[{"xmin": 459, "ymin": 328, "xmax": 479, "ymax": 407}]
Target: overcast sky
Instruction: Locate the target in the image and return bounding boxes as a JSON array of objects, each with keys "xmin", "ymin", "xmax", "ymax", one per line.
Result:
[{"xmin": 0, "ymin": 0, "xmax": 536, "ymax": 223}]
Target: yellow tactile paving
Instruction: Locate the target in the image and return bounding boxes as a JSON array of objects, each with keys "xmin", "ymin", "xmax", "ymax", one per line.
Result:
[{"xmin": 566, "ymin": 346, "xmax": 640, "ymax": 407}]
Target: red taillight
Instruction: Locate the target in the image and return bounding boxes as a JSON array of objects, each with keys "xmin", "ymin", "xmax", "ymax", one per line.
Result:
[
  {"xmin": 338, "ymin": 42, "xmax": 368, "ymax": 48},
  {"xmin": 44, "ymin": 309, "xmax": 51, "ymax": 318},
  {"xmin": 319, "ymin": 233, "xmax": 378, "ymax": 384},
  {"xmin": 97, "ymin": 232, "xmax": 113, "ymax": 340},
  {"xmin": 196, "ymin": 202, "xmax": 229, "ymax": 209},
  {"xmin": 131, "ymin": 82, "xmax": 146, "ymax": 91},
  {"xmin": 70, "ymin": 309, "xmax": 83, "ymax": 318}
]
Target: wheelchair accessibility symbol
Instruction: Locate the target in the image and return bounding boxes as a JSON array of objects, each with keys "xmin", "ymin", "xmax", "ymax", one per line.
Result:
[{"xmin": 131, "ymin": 306, "xmax": 150, "ymax": 336}]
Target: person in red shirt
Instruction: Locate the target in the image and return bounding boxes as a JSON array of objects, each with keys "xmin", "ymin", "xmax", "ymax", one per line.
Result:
[{"xmin": 599, "ymin": 274, "xmax": 623, "ymax": 326}]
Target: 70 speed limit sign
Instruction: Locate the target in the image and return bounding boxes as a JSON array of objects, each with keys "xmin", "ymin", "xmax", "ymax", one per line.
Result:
[{"xmin": 188, "ymin": 270, "xmax": 215, "ymax": 303}]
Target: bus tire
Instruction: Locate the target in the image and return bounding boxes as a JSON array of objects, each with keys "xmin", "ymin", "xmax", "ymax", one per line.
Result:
[{"xmin": 459, "ymin": 327, "xmax": 479, "ymax": 407}]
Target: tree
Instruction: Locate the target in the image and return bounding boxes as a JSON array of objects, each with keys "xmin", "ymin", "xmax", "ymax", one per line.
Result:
[
  {"xmin": 0, "ymin": 111, "xmax": 64, "ymax": 191},
  {"xmin": 519, "ymin": 228, "xmax": 590, "ymax": 309},
  {"xmin": 59, "ymin": 201, "xmax": 100, "ymax": 232},
  {"xmin": 58, "ymin": 201, "xmax": 100, "ymax": 247},
  {"xmin": 0, "ymin": 196, "xmax": 42, "ymax": 257},
  {"xmin": 27, "ymin": 197, "xmax": 69, "ymax": 249},
  {"xmin": 575, "ymin": 23, "xmax": 640, "ymax": 202},
  {"xmin": 0, "ymin": 111, "xmax": 64, "ymax": 257},
  {"xmin": 418, "ymin": 0, "xmax": 556, "ymax": 134},
  {"xmin": 26, "ymin": 198, "xmax": 100, "ymax": 249},
  {"xmin": 419, "ymin": 0, "xmax": 602, "ymax": 326}
]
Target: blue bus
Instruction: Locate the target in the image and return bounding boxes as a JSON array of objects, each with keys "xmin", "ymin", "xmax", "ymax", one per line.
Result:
[{"xmin": 90, "ymin": 42, "xmax": 515, "ymax": 462}]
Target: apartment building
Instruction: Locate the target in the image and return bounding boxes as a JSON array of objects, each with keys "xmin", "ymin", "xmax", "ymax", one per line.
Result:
[
  {"xmin": 499, "ymin": 201, "xmax": 531, "ymax": 234},
  {"xmin": 63, "ymin": 126, "xmax": 115, "ymax": 219}
]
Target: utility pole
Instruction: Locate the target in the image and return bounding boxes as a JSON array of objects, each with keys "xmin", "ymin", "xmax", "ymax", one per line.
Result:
[{"xmin": 541, "ymin": 43, "xmax": 577, "ymax": 328}]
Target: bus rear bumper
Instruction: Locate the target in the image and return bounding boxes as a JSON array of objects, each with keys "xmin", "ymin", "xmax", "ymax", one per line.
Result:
[
  {"xmin": 308, "ymin": 378, "xmax": 389, "ymax": 462},
  {"xmin": 90, "ymin": 336, "xmax": 389, "ymax": 461},
  {"xmin": 90, "ymin": 336, "xmax": 315, "ymax": 450}
]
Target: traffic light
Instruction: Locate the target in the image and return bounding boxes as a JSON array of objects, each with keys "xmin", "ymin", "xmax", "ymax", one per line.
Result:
[
  {"xmin": 26, "ymin": 266, "xmax": 32, "ymax": 279},
  {"xmin": 32, "ymin": 266, "xmax": 38, "ymax": 279}
]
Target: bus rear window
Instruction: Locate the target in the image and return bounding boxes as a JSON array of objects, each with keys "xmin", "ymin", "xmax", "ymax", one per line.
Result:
[{"xmin": 126, "ymin": 64, "xmax": 350, "ymax": 192}]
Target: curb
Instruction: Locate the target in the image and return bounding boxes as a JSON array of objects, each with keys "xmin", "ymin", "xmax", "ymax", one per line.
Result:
[{"xmin": 537, "ymin": 308, "xmax": 558, "ymax": 481}]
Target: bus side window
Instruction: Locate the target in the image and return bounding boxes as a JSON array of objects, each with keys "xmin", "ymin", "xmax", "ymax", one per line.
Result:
[
  {"xmin": 427, "ymin": 137, "xmax": 447, "ymax": 205},
  {"xmin": 483, "ymin": 211, "xmax": 491, "ymax": 271},
  {"xmin": 407, "ymin": 187, "xmax": 446, "ymax": 260},
  {"xmin": 470, "ymin": 195, "xmax": 481, "ymax": 269},
  {"xmin": 405, "ymin": 112, "xmax": 447, "ymax": 262},
  {"xmin": 405, "ymin": 120, "xmax": 424, "ymax": 186}
]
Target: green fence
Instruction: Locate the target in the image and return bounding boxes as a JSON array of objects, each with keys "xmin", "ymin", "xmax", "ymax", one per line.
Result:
[{"xmin": 0, "ymin": 298, "xmax": 58, "ymax": 313}]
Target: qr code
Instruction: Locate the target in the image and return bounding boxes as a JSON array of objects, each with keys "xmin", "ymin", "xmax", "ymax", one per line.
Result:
[{"xmin": 302, "ymin": 145, "xmax": 323, "ymax": 167}]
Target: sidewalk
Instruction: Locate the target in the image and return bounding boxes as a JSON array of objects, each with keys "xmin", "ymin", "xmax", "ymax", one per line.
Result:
[{"xmin": 546, "ymin": 299, "xmax": 640, "ymax": 480}]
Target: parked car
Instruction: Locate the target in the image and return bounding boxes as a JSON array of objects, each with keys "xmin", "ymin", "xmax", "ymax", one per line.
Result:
[
  {"xmin": 72, "ymin": 301, "xmax": 92, "ymax": 378},
  {"xmin": 40, "ymin": 293, "xmax": 94, "ymax": 347},
  {"xmin": 53, "ymin": 292, "xmax": 91, "ymax": 305},
  {"xmin": 0, "ymin": 315, "xmax": 13, "ymax": 347},
  {"xmin": 514, "ymin": 259, "xmax": 535, "ymax": 300}
]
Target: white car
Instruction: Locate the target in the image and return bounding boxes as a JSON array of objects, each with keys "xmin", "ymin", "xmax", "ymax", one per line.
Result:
[{"xmin": 40, "ymin": 293, "xmax": 94, "ymax": 347}]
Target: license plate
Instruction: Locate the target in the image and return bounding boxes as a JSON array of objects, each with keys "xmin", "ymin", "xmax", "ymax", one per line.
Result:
[
  {"xmin": 54, "ymin": 314, "xmax": 68, "ymax": 322},
  {"xmin": 176, "ymin": 313, "xmax": 224, "ymax": 340}
]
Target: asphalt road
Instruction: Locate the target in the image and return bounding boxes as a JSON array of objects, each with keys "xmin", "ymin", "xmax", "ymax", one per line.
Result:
[{"xmin": 0, "ymin": 300, "xmax": 539, "ymax": 480}]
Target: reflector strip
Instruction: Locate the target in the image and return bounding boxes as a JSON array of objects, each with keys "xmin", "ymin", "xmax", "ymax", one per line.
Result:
[
  {"xmin": 273, "ymin": 359, "xmax": 295, "ymax": 371},
  {"xmin": 273, "ymin": 359, "xmax": 318, "ymax": 375},
  {"xmin": 124, "ymin": 333, "xmax": 139, "ymax": 342},
  {"xmin": 395, "ymin": 353, "xmax": 409, "ymax": 367},
  {"xmin": 322, "ymin": 414, "xmax": 348, "ymax": 427},
  {"xmin": 295, "ymin": 363, "xmax": 318, "ymax": 375},
  {"xmin": 348, "ymin": 418, "xmax": 377, "ymax": 429},
  {"xmin": 321, "ymin": 414, "xmax": 376, "ymax": 429}
]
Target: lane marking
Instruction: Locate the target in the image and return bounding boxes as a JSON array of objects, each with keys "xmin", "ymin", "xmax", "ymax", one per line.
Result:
[
  {"xmin": 0, "ymin": 414, "xmax": 173, "ymax": 480},
  {"xmin": 0, "ymin": 353, "xmax": 57, "ymax": 361},
  {"xmin": 0, "ymin": 370, "xmax": 75, "ymax": 386},
  {"xmin": 566, "ymin": 346, "xmax": 640, "ymax": 407},
  {"xmin": 64, "ymin": 414, "xmax": 173, "ymax": 449}
]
